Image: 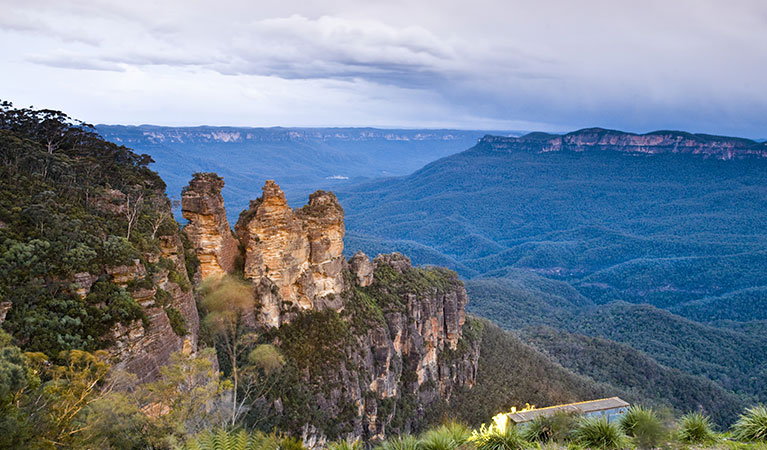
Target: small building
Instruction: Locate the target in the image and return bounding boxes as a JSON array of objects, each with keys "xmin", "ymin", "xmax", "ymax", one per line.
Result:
[{"xmin": 507, "ymin": 397, "xmax": 630, "ymax": 424}]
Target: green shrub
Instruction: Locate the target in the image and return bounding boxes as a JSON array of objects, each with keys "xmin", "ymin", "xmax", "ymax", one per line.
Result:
[
  {"xmin": 419, "ymin": 423, "xmax": 471, "ymax": 450},
  {"xmin": 280, "ymin": 436, "xmax": 306, "ymax": 450},
  {"xmin": 470, "ymin": 423, "xmax": 529, "ymax": 450},
  {"xmin": 326, "ymin": 439, "xmax": 362, "ymax": 450},
  {"xmin": 571, "ymin": 417, "xmax": 628, "ymax": 450},
  {"xmin": 420, "ymin": 427, "xmax": 461, "ymax": 450},
  {"xmin": 164, "ymin": 306, "xmax": 187, "ymax": 336},
  {"xmin": 522, "ymin": 412, "xmax": 577, "ymax": 443},
  {"xmin": 731, "ymin": 405, "xmax": 767, "ymax": 442},
  {"xmin": 619, "ymin": 406, "xmax": 665, "ymax": 449},
  {"xmin": 183, "ymin": 429, "xmax": 280, "ymax": 450},
  {"xmin": 677, "ymin": 412, "xmax": 716, "ymax": 444},
  {"xmin": 375, "ymin": 434, "xmax": 420, "ymax": 450},
  {"xmin": 102, "ymin": 235, "xmax": 139, "ymax": 266}
]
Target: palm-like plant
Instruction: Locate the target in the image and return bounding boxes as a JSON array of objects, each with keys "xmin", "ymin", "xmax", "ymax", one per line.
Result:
[
  {"xmin": 731, "ymin": 405, "xmax": 767, "ymax": 442},
  {"xmin": 470, "ymin": 418, "xmax": 529, "ymax": 450},
  {"xmin": 571, "ymin": 417, "xmax": 628, "ymax": 450},
  {"xmin": 375, "ymin": 434, "xmax": 420, "ymax": 450},
  {"xmin": 618, "ymin": 406, "xmax": 665, "ymax": 449},
  {"xmin": 677, "ymin": 412, "xmax": 716, "ymax": 444}
]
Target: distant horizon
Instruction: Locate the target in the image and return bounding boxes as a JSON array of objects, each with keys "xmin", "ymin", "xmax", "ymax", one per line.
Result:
[{"xmin": 95, "ymin": 122, "xmax": 766, "ymax": 141}]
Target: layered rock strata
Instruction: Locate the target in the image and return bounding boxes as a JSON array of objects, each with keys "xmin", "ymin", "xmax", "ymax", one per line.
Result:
[
  {"xmin": 181, "ymin": 173, "xmax": 239, "ymax": 279},
  {"xmin": 235, "ymin": 181, "xmax": 345, "ymax": 326},
  {"xmin": 482, "ymin": 128, "xmax": 767, "ymax": 160}
]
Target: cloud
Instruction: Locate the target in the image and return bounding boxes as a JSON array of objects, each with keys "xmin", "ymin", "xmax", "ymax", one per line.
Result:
[{"xmin": 0, "ymin": 0, "xmax": 766, "ymax": 137}]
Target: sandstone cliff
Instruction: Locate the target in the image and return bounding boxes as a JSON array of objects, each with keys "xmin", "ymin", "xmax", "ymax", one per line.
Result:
[
  {"xmin": 181, "ymin": 175, "xmax": 481, "ymax": 440},
  {"xmin": 482, "ymin": 128, "xmax": 767, "ymax": 160},
  {"xmin": 181, "ymin": 173, "xmax": 239, "ymax": 280},
  {"xmin": 234, "ymin": 180, "xmax": 346, "ymax": 327}
]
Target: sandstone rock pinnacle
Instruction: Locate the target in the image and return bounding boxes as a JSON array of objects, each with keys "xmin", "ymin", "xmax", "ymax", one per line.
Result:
[
  {"xmin": 235, "ymin": 180, "xmax": 346, "ymax": 326},
  {"xmin": 181, "ymin": 173, "xmax": 239, "ymax": 279}
]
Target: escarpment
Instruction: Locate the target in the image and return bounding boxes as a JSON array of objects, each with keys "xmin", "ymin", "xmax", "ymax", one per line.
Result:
[
  {"xmin": 482, "ymin": 128, "xmax": 767, "ymax": 159},
  {"xmin": 183, "ymin": 176, "xmax": 481, "ymax": 440}
]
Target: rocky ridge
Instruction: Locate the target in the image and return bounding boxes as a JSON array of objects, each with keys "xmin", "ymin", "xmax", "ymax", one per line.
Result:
[
  {"xmin": 182, "ymin": 174, "xmax": 481, "ymax": 440},
  {"xmin": 482, "ymin": 128, "xmax": 767, "ymax": 160}
]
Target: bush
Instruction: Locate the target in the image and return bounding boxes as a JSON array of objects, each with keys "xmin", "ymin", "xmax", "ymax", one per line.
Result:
[
  {"xmin": 470, "ymin": 421, "xmax": 529, "ymax": 450},
  {"xmin": 619, "ymin": 406, "xmax": 666, "ymax": 449},
  {"xmin": 279, "ymin": 436, "xmax": 306, "ymax": 450},
  {"xmin": 677, "ymin": 412, "xmax": 716, "ymax": 444},
  {"xmin": 326, "ymin": 439, "xmax": 362, "ymax": 450},
  {"xmin": 571, "ymin": 417, "xmax": 628, "ymax": 450},
  {"xmin": 183, "ymin": 429, "xmax": 280, "ymax": 450},
  {"xmin": 522, "ymin": 412, "xmax": 577, "ymax": 443},
  {"xmin": 375, "ymin": 434, "xmax": 420, "ymax": 450},
  {"xmin": 420, "ymin": 425, "xmax": 463, "ymax": 450},
  {"xmin": 731, "ymin": 405, "xmax": 767, "ymax": 442},
  {"xmin": 165, "ymin": 306, "xmax": 187, "ymax": 336}
]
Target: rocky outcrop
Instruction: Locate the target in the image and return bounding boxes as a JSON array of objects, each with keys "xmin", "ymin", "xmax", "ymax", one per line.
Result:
[
  {"xmin": 268, "ymin": 253, "xmax": 481, "ymax": 441},
  {"xmin": 349, "ymin": 251, "xmax": 374, "ymax": 287},
  {"xmin": 482, "ymin": 128, "xmax": 767, "ymax": 160},
  {"xmin": 181, "ymin": 173, "xmax": 239, "ymax": 279},
  {"xmin": 234, "ymin": 181, "xmax": 345, "ymax": 327},
  {"xmin": 181, "ymin": 174, "xmax": 480, "ymax": 440},
  {"xmin": 105, "ymin": 231, "xmax": 199, "ymax": 383}
]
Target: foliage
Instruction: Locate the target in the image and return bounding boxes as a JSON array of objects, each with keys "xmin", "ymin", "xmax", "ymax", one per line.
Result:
[
  {"xmin": 520, "ymin": 325, "xmax": 747, "ymax": 427},
  {"xmin": 420, "ymin": 422, "xmax": 468, "ymax": 450},
  {"xmin": 199, "ymin": 274, "xmax": 257, "ymax": 427},
  {"xmin": 166, "ymin": 306, "xmax": 188, "ymax": 336},
  {"xmin": 731, "ymin": 405, "xmax": 767, "ymax": 442},
  {"xmin": 470, "ymin": 419, "xmax": 529, "ymax": 450},
  {"xmin": 183, "ymin": 428, "xmax": 281, "ymax": 450},
  {"xmin": 83, "ymin": 348, "xmax": 229, "ymax": 449},
  {"xmin": 445, "ymin": 320, "xmax": 609, "ymax": 428},
  {"xmin": 570, "ymin": 417, "xmax": 628, "ymax": 450},
  {"xmin": 618, "ymin": 406, "xmax": 666, "ymax": 449},
  {"xmin": 375, "ymin": 434, "xmax": 421, "ymax": 450},
  {"xmin": 677, "ymin": 412, "xmax": 717, "ymax": 444},
  {"xmin": 326, "ymin": 439, "xmax": 363, "ymax": 450},
  {"xmin": 522, "ymin": 412, "xmax": 578, "ymax": 444},
  {"xmin": 0, "ymin": 101, "xmax": 186, "ymax": 359}
]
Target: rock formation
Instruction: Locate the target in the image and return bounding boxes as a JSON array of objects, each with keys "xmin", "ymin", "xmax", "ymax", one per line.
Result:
[
  {"xmin": 234, "ymin": 180, "xmax": 346, "ymax": 326},
  {"xmin": 181, "ymin": 173, "xmax": 239, "ymax": 279},
  {"xmin": 482, "ymin": 128, "xmax": 767, "ymax": 160},
  {"xmin": 181, "ymin": 175, "xmax": 481, "ymax": 440},
  {"xmin": 349, "ymin": 251, "xmax": 374, "ymax": 287}
]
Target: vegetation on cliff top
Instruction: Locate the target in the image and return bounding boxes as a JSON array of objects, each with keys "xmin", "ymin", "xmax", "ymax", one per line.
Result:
[{"xmin": 0, "ymin": 101, "xmax": 192, "ymax": 357}]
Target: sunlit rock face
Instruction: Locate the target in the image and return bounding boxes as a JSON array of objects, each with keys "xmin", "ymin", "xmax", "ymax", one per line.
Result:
[
  {"xmin": 181, "ymin": 173, "xmax": 239, "ymax": 279},
  {"xmin": 235, "ymin": 180, "xmax": 346, "ymax": 326}
]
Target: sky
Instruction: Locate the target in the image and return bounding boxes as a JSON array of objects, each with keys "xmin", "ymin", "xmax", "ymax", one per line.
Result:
[{"xmin": 1, "ymin": 0, "xmax": 766, "ymax": 137}]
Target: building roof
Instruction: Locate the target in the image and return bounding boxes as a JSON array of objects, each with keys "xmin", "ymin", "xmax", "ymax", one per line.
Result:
[{"xmin": 507, "ymin": 397, "xmax": 629, "ymax": 423}]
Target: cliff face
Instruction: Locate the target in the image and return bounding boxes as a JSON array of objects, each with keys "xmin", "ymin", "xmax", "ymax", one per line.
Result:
[
  {"xmin": 107, "ymin": 233, "xmax": 199, "ymax": 382},
  {"xmin": 182, "ymin": 176, "xmax": 480, "ymax": 440},
  {"xmin": 181, "ymin": 173, "xmax": 239, "ymax": 280},
  {"xmin": 68, "ymin": 200, "xmax": 200, "ymax": 384},
  {"xmin": 234, "ymin": 180, "xmax": 346, "ymax": 327},
  {"xmin": 483, "ymin": 128, "xmax": 767, "ymax": 160}
]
